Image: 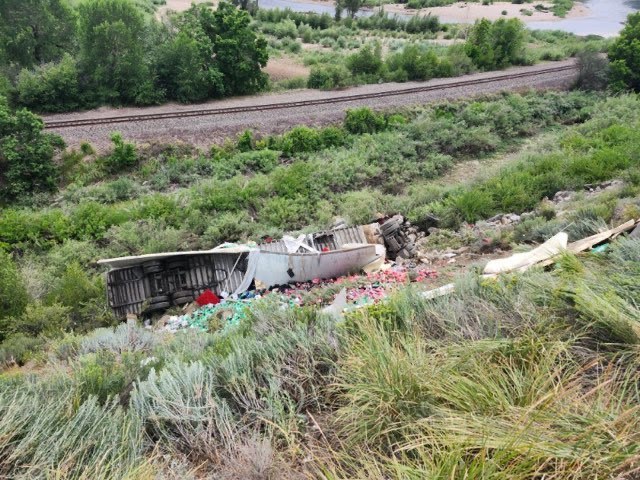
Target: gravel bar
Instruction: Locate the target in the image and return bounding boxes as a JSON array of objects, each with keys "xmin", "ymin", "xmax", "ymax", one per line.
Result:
[{"xmin": 44, "ymin": 59, "xmax": 579, "ymax": 151}]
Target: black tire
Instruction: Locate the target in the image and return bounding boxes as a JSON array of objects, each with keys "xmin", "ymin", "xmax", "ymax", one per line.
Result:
[
  {"xmin": 173, "ymin": 296, "xmax": 194, "ymax": 306},
  {"xmin": 385, "ymin": 236, "xmax": 401, "ymax": 252},
  {"xmin": 167, "ymin": 260, "xmax": 187, "ymax": 270},
  {"xmin": 381, "ymin": 218, "xmax": 401, "ymax": 235},
  {"xmin": 171, "ymin": 290, "xmax": 192, "ymax": 299},
  {"xmin": 143, "ymin": 260, "xmax": 164, "ymax": 274},
  {"xmin": 145, "ymin": 301, "xmax": 170, "ymax": 312},
  {"xmin": 149, "ymin": 295, "xmax": 169, "ymax": 303}
]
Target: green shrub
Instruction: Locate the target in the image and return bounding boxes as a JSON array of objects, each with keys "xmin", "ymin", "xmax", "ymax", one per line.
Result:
[
  {"xmin": 101, "ymin": 133, "xmax": 137, "ymax": 173},
  {"xmin": 0, "ymin": 334, "xmax": 44, "ymax": 367},
  {"xmin": 203, "ymin": 211, "xmax": 255, "ymax": 245},
  {"xmin": 237, "ymin": 130, "xmax": 255, "ymax": 152},
  {"xmin": 104, "ymin": 219, "xmax": 191, "ymax": 256},
  {"xmin": 0, "ymin": 103, "xmax": 64, "ymax": 201},
  {"xmin": 280, "ymin": 126, "xmax": 322, "ymax": 155},
  {"xmin": 70, "ymin": 202, "xmax": 127, "ymax": 240},
  {"xmin": 74, "ymin": 351, "xmax": 126, "ymax": 404},
  {"xmin": 319, "ymin": 125, "xmax": 348, "ymax": 148},
  {"xmin": 214, "ymin": 149, "xmax": 280, "ymax": 178},
  {"xmin": 49, "ymin": 260, "xmax": 104, "ymax": 313},
  {"xmin": 16, "ymin": 54, "xmax": 81, "ymax": 112},
  {"xmin": 344, "ymin": 107, "xmax": 386, "ymax": 134},
  {"xmin": 608, "ymin": 12, "xmax": 640, "ymax": 92},
  {"xmin": 347, "ymin": 43, "xmax": 383, "ymax": 76},
  {"xmin": 11, "ymin": 303, "xmax": 70, "ymax": 338},
  {"xmin": 0, "ymin": 252, "xmax": 29, "ymax": 342},
  {"xmin": 307, "ymin": 64, "xmax": 352, "ymax": 89},
  {"xmin": 135, "ymin": 194, "xmax": 181, "ymax": 225},
  {"xmin": 386, "ymin": 45, "xmax": 441, "ymax": 81}
]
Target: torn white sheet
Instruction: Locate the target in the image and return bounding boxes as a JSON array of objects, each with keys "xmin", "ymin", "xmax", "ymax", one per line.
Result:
[
  {"xmin": 232, "ymin": 250, "xmax": 260, "ymax": 296},
  {"xmin": 483, "ymin": 232, "xmax": 568, "ymax": 275}
]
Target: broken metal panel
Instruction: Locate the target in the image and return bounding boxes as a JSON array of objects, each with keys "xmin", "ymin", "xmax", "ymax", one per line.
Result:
[
  {"xmin": 258, "ymin": 226, "xmax": 367, "ymax": 253},
  {"xmin": 331, "ymin": 226, "xmax": 368, "ymax": 247}
]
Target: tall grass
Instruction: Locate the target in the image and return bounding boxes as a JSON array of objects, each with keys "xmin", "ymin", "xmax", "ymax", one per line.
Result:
[
  {"xmin": 0, "ymin": 377, "xmax": 146, "ymax": 479},
  {"xmin": 316, "ymin": 241, "xmax": 640, "ymax": 477}
]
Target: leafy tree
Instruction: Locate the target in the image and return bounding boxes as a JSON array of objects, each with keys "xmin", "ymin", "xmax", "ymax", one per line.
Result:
[
  {"xmin": 465, "ymin": 19, "xmax": 495, "ymax": 69},
  {"xmin": 338, "ymin": 0, "xmax": 363, "ymax": 18},
  {"xmin": 77, "ymin": 0, "xmax": 151, "ymax": 104},
  {"xmin": 16, "ymin": 53, "xmax": 81, "ymax": 112},
  {"xmin": 609, "ymin": 12, "xmax": 640, "ymax": 92},
  {"xmin": 156, "ymin": 31, "xmax": 224, "ymax": 103},
  {"xmin": 182, "ymin": 2, "xmax": 268, "ymax": 95},
  {"xmin": 490, "ymin": 18, "xmax": 525, "ymax": 67},
  {"xmin": 347, "ymin": 44, "xmax": 383, "ymax": 76},
  {"xmin": 0, "ymin": 99, "xmax": 64, "ymax": 200},
  {"xmin": 576, "ymin": 48, "xmax": 609, "ymax": 91},
  {"xmin": 0, "ymin": 0, "xmax": 76, "ymax": 68},
  {"xmin": 465, "ymin": 18, "xmax": 525, "ymax": 70}
]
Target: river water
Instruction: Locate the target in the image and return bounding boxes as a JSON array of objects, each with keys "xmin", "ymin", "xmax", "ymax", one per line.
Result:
[
  {"xmin": 258, "ymin": 0, "xmax": 639, "ymax": 36},
  {"xmin": 529, "ymin": 0, "xmax": 640, "ymax": 36}
]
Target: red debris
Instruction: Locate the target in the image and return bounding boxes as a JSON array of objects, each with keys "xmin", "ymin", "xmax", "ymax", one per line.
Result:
[{"xmin": 196, "ymin": 289, "xmax": 220, "ymax": 306}]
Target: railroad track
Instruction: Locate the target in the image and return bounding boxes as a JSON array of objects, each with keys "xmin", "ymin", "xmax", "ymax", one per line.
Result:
[{"xmin": 44, "ymin": 64, "xmax": 578, "ymax": 130}]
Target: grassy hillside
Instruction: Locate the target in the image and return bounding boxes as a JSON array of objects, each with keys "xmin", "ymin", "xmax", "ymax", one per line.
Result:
[{"xmin": 1, "ymin": 89, "xmax": 640, "ymax": 477}]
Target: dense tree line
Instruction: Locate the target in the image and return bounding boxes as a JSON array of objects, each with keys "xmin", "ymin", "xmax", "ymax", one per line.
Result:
[{"xmin": 0, "ymin": 0, "xmax": 268, "ymax": 112}]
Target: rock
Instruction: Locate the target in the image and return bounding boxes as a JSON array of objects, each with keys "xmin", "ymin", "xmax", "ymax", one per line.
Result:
[
  {"xmin": 553, "ymin": 191, "xmax": 573, "ymax": 203},
  {"xmin": 630, "ymin": 224, "xmax": 640, "ymax": 239},
  {"xmin": 487, "ymin": 214, "xmax": 503, "ymax": 223}
]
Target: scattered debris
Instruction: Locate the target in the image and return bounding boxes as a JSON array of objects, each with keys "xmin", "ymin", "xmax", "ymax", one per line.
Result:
[
  {"xmin": 423, "ymin": 218, "xmax": 640, "ymax": 301},
  {"xmin": 552, "ymin": 180, "xmax": 624, "ymax": 204},
  {"xmin": 484, "ymin": 213, "xmax": 522, "ymax": 227},
  {"xmin": 162, "ymin": 265, "xmax": 438, "ymax": 333}
]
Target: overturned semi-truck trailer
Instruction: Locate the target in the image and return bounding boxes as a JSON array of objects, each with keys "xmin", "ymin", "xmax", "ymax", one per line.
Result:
[{"xmin": 98, "ymin": 226, "xmax": 381, "ymax": 319}]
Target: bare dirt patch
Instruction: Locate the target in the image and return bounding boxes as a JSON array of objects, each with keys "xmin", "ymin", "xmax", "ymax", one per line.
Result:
[{"xmin": 263, "ymin": 57, "xmax": 311, "ymax": 81}]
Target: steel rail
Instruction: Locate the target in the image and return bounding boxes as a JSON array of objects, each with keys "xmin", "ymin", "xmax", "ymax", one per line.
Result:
[{"xmin": 43, "ymin": 64, "xmax": 578, "ymax": 129}]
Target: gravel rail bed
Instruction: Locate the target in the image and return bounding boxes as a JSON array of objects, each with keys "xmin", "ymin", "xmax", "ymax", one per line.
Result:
[{"xmin": 44, "ymin": 59, "xmax": 578, "ymax": 151}]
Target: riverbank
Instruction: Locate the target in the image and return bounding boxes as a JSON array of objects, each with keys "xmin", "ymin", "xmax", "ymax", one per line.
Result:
[
  {"xmin": 283, "ymin": 0, "xmax": 590, "ymax": 23},
  {"xmin": 383, "ymin": 1, "xmax": 590, "ymax": 23}
]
